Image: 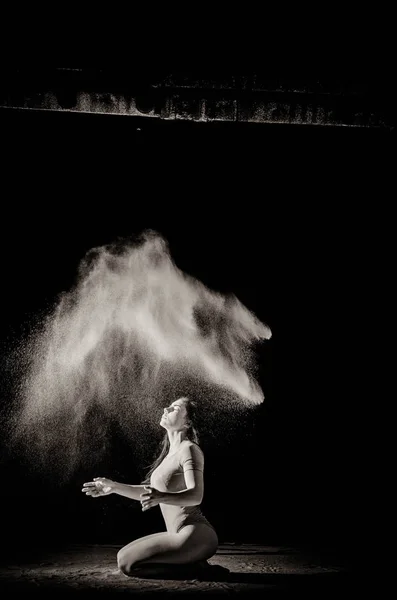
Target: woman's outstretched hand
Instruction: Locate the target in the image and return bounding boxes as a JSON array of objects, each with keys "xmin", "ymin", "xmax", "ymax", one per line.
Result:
[
  {"xmin": 140, "ymin": 486, "xmax": 164, "ymax": 511},
  {"xmin": 82, "ymin": 477, "xmax": 114, "ymax": 497}
]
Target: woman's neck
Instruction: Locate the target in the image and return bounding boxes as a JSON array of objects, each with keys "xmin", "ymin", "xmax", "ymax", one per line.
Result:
[{"xmin": 167, "ymin": 430, "xmax": 188, "ymax": 452}]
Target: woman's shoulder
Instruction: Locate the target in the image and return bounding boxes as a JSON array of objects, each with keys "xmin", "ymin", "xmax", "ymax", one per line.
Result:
[
  {"xmin": 180, "ymin": 440, "xmax": 204, "ymax": 458},
  {"xmin": 184, "ymin": 439, "xmax": 203, "ymax": 451}
]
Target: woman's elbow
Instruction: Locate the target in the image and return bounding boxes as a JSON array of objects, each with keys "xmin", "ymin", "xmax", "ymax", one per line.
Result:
[{"xmin": 186, "ymin": 486, "xmax": 203, "ymax": 505}]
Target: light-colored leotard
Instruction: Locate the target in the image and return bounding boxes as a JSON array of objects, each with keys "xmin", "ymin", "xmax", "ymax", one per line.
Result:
[{"xmin": 150, "ymin": 441, "xmax": 214, "ymax": 534}]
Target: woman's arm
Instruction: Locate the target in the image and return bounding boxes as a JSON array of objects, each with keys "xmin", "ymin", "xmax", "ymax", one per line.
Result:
[
  {"xmin": 160, "ymin": 468, "xmax": 203, "ymax": 506},
  {"xmin": 112, "ymin": 482, "xmax": 148, "ymax": 501},
  {"xmin": 141, "ymin": 469, "xmax": 204, "ymax": 510},
  {"xmin": 82, "ymin": 477, "xmax": 147, "ymax": 502}
]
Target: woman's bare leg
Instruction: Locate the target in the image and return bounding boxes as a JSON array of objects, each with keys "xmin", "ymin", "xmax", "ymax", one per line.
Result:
[{"xmin": 117, "ymin": 524, "xmax": 218, "ymax": 575}]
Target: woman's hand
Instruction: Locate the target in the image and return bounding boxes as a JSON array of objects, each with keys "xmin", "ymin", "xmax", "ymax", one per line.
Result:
[
  {"xmin": 82, "ymin": 477, "xmax": 115, "ymax": 497},
  {"xmin": 140, "ymin": 486, "xmax": 164, "ymax": 511}
]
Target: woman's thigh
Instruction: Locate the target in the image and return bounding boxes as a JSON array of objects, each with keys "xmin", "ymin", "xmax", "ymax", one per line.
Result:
[{"xmin": 117, "ymin": 524, "xmax": 218, "ymax": 571}]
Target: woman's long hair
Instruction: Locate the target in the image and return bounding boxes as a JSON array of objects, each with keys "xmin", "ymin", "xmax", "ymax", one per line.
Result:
[{"xmin": 142, "ymin": 399, "xmax": 200, "ymax": 484}]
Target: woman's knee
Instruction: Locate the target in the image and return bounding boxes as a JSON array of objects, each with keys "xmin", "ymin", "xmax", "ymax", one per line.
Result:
[
  {"xmin": 117, "ymin": 536, "xmax": 166, "ymax": 574},
  {"xmin": 117, "ymin": 547, "xmax": 136, "ymax": 575}
]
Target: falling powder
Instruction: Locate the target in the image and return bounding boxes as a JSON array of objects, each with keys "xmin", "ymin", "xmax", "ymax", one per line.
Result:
[{"xmin": 8, "ymin": 231, "xmax": 272, "ymax": 479}]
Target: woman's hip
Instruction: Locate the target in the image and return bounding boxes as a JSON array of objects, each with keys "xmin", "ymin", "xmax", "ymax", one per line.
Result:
[{"xmin": 176, "ymin": 522, "xmax": 218, "ymax": 548}]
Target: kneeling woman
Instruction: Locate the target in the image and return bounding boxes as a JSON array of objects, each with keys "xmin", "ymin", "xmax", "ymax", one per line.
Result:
[{"xmin": 82, "ymin": 397, "xmax": 218, "ymax": 576}]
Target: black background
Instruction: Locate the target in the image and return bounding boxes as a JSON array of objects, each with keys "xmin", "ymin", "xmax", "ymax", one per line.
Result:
[{"xmin": 0, "ymin": 103, "xmax": 390, "ymax": 558}]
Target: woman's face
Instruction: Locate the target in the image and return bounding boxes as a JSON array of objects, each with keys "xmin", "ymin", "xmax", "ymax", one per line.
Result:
[{"xmin": 160, "ymin": 398, "xmax": 189, "ymax": 431}]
